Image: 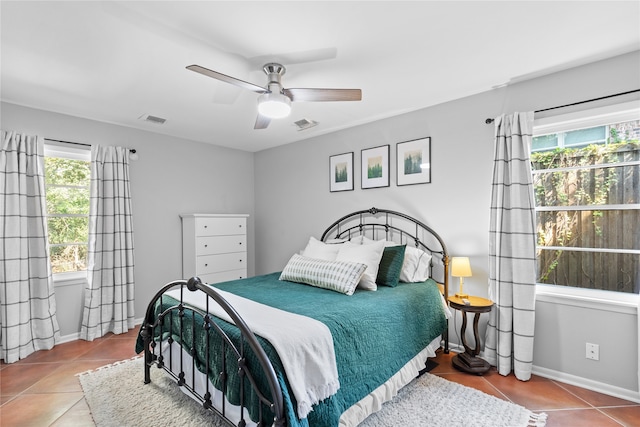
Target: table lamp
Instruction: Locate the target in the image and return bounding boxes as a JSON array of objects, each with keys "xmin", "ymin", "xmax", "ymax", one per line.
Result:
[{"xmin": 451, "ymin": 256, "xmax": 472, "ymax": 299}]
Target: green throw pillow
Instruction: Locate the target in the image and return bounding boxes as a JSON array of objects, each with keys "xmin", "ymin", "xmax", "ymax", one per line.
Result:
[{"xmin": 376, "ymin": 245, "xmax": 406, "ymax": 287}]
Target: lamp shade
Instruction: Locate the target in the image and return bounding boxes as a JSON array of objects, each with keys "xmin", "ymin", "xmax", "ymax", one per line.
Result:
[
  {"xmin": 257, "ymin": 92, "xmax": 291, "ymax": 119},
  {"xmin": 451, "ymin": 257, "xmax": 472, "ymax": 277}
]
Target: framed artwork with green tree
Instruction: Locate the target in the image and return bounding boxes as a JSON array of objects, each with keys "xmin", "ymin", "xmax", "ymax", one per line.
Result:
[
  {"xmin": 329, "ymin": 151, "xmax": 354, "ymax": 192},
  {"xmin": 397, "ymin": 137, "xmax": 431, "ymax": 186},
  {"xmin": 361, "ymin": 145, "xmax": 389, "ymax": 189}
]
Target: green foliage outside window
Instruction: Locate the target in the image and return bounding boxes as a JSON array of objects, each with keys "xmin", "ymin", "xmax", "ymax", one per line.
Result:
[
  {"xmin": 44, "ymin": 157, "xmax": 91, "ymax": 273},
  {"xmin": 530, "ymin": 123, "xmax": 639, "ymax": 293}
]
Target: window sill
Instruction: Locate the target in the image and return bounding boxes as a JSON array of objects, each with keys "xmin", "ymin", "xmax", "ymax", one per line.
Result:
[
  {"xmin": 53, "ymin": 271, "xmax": 87, "ymax": 288},
  {"xmin": 536, "ymin": 284, "xmax": 638, "ymax": 315}
]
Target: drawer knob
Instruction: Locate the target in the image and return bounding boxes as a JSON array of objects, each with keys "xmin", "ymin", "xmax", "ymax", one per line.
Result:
[
  {"xmin": 239, "ymin": 242, "xmax": 242, "ymax": 245},
  {"xmin": 204, "ymin": 225, "xmax": 208, "ymax": 228},
  {"xmin": 204, "ymin": 263, "xmax": 208, "ymax": 267},
  {"xmin": 204, "ymin": 244, "xmax": 208, "ymax": 248}
]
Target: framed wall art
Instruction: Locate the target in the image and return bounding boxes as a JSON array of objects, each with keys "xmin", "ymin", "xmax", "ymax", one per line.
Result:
[
  {"xmin": 361, "ymin": 145, "xmax": 390, "ymax": 189},
  {"xmin": 329, "ymin": 152, "xmax": 354, "ymax": 192},
  {"xmin": 396, "ymin": 137, "xmax": 431, "ymax": 186}
]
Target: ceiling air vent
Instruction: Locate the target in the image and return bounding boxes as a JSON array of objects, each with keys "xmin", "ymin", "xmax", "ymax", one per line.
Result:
[
  {"xmin": 138, "ymin": 114, "xmax": 167, "ymax": 125},
  {"xmin": 294, "ymin": 118, "xmax": 318, "ymax": 131}
]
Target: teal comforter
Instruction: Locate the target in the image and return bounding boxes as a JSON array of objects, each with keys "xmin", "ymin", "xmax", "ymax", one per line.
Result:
[{"xmin": 137, "ymin": 272, "xmax": 447, "ymax": 427}]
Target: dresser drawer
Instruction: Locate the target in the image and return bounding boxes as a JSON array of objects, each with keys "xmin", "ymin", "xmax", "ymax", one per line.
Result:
[
  {"xmin": 198, "ymin": 269, "xmax": 247, "ymax": 284},
  {"xmin": 196, "ymin": 235, "xmax": 246, "ymax": 256},
  {"xmin": 195, "ymin": 217, "xmax": 246, "ymax": 236},
  {"xmin": 182, "ymin": 213, "xmax": 249, "ymax": 283},
  {"xmin": 196, "ymin": 252, "xmax": 246, "ymax": 275}
]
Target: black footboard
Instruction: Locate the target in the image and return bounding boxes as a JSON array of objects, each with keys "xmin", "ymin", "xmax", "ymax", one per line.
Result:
[{"xmin": 139, "ymin": 276, "xmax": 285, "ymax": 427}]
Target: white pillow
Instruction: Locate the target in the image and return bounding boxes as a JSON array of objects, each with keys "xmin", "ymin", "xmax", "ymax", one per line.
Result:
[
  {"xmin": 301, "ymin": 236, "xmax": 341, "ymax": 261},
  {"xmin": 279, "ymin": 254, "xmax": 367, "ymax": 295},
  {"xmin": 399, "ymin": 246, "xmax": 432, "ymax": 282},
  {"xmin": 361, "ymin": 236, "xmax": 396, "ymax": 247},
  {"xmin": 349, "ymin": 235, "xmax": 364, "ymax": 245},
  {"xmin": 336, "ymin": 240, "xmax": 385, "ymax": 291}
]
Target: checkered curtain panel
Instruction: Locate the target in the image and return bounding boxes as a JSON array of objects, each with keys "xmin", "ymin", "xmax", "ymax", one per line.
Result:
[
  {"xmin": 483, "ymin": 112, "xmax": 537, "ymax": 381},
  {"xmin": 0, "ymin": 131, "xmax": 61, "ymax": 363},
  {"xmin": 80, "ymin": 145, "xmax": 135, "ymax": 341}
]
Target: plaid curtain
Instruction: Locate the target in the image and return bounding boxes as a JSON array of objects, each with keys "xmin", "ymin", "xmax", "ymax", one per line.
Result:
[
  {"xmin": 0, "ymin": 130, "xmax": 60, "ymax": 363},
  {"xmin": 483, "ymin": 112, "xmax": 537, "ymax": 381},
  {"xmin": 80, "ymin": 145, "xmax": 135, "ymax": 341}
]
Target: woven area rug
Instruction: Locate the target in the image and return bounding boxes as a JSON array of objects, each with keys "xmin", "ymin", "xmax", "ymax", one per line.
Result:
[{"xmin": 79, "ymin": 357, "xmax": 547, "ymax": 427}]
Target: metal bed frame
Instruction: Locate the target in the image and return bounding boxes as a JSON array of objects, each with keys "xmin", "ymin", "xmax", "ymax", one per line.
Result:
[{"xmin": 139, "ymin": 207, "xmax": 449, "ymax": 427}]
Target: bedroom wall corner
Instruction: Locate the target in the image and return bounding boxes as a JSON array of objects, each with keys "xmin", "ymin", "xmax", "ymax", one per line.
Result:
[{"xmin": 0, "ymin": 102, "xmax": 256, "ymax": 338}]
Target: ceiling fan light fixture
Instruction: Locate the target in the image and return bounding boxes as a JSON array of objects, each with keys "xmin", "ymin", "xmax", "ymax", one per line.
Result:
[{"xmin": 258, "ymin": 92, "xmax": 291, "ymax": 119}]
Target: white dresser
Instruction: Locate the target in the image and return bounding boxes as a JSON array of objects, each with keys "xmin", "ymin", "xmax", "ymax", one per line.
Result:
[{"xmin": 181, "ymin": 214, "xmax": 249, "ymax": 284}]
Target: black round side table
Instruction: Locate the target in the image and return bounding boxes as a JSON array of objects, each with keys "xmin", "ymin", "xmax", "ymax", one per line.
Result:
[{"xmin": 447, "ymin": 295, "xmax": 493, "ymax": 375}]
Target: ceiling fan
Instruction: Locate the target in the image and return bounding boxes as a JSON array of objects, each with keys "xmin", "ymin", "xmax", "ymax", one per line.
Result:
[{"xmin": 186, "ymin": 63, "xmax": 362, "ymax": 129}]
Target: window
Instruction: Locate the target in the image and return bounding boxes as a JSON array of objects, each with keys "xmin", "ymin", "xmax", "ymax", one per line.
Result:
[
  {"xmin": 531, "ymin": 102, "xmax": 640, "ymax": 295},
  {"xmin": 44, "ymin": 144, "xmax": 91, "ymax": 278}
]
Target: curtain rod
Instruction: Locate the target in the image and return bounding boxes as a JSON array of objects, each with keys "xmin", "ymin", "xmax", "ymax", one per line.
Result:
[
  {"xmin": 45, "ymin": 138, "xmax": 137, "ymax": 153},
  {"xmin": 484, "ymin": 89, "xmax": 640, "ymax": 124}
]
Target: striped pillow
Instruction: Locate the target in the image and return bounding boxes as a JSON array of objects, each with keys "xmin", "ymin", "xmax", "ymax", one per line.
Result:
[{"xmin": 279, "ymin": 254, "xmax": 367, "ymax": 295}]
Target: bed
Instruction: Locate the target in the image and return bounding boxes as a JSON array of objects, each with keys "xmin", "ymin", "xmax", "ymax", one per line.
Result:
[{"xmin": 136, "ymin": 207, "xmax": 450, "ymax": 427}]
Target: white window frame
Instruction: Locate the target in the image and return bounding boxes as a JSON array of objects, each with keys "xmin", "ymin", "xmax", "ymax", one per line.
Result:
[
  {"xmin": 44, "ymin": 142, "xmax": 91, "ymax": 287},
  {"xmin": 532, "ymin": 101, "xmax": 640, "ymax": 307}
]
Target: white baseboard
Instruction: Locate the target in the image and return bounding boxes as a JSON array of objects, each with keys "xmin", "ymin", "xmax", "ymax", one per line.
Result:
[
  {"xmin": 58, "ymin": 332, "xmax": 81, "ymax": 344},
  {"xmin": 532, "ymin": 365, "xmax": 640, "ymax": 404}
]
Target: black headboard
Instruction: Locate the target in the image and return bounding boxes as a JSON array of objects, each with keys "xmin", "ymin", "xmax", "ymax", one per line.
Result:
[{"xmin": 320, "ymin": 207, "xmax": 449, "ymax": 294}]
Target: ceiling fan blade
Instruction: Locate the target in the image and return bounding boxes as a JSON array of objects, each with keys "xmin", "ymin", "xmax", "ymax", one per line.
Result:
[
  {"xmin": 187, "ymin": 65, "xmax": 266, "ymax": 94},
  {"xmin": 254, "ymin": 114, "xmax": 271, "ymax": 130},
  {"xmin": 284, "ymin": 88, "xmax": 362, "ymax": 102}
]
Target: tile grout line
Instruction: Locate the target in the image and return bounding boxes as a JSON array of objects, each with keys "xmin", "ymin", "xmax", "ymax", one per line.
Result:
[
  {"xmin": 547, "ymin": 379, "xmax": 628, "ymax": 424},
  {"xmin": 591, "ymin": 408, "xmax": 626, "ymax": 426},
  {"xmin": 480, "ymin": 376, "xmax": 515, "ymax": 404},
  {"xmin": 48, "ymin": 393, "xmax": 89, "ymax": 427}
]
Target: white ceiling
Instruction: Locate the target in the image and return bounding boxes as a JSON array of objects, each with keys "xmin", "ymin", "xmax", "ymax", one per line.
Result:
[{"xmin": 2, "ymin": 1, "xmax": 639, "ymax": 152}]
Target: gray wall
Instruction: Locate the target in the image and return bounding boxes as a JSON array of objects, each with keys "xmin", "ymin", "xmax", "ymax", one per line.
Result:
[
  {"xmin": 1, "ymin": 50, "xmax": 638, "ymax": 400},
  {"xmin": 1, "ymin": 102, "xmax": 255, "ymax": 337},
  {"xmin": 254, "ymin": 51, "xmax": 640, "ymax": 399}
]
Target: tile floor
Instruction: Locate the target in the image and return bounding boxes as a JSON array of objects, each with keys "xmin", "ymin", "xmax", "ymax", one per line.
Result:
[
  {"xmin": 430, "ymin": 351, "xmax": 640, "ymax": 427},
  {"xmin": 1, "ymin": 328, "xmax": 639, "ymax": 426}
]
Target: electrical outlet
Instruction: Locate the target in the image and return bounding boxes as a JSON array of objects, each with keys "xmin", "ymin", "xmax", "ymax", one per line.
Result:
[{"xmin": 586, "ymin": 343, "xmax": 599, "ymax": 361}]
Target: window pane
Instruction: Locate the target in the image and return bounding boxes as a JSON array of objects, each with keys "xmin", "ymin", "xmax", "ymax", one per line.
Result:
[
  {"xmin": 532, "ymin": 134, "xmax": 558, "ymax": 151},
  {"xmin": 532, "ymin": 115, "xmax": 640, "ymax": 294},
  {"xmin": 50, "ymin": 244, "xmax": 88, "ymax": 273},
  {"xmin": 46, "ymin": 187, "xmax": 90, "ymax": 214},
  {"xmin": 47, "ymin": 217, "xmax": 89, "ymax": 244},
  {"xmin": 533, "ymin": 165, "xmax": 637, "ymax": 207},
  {"xmin": 45, "ymin": 153, "xmax": 90, "ymax": 275},
  {"xmin": 564, "ymin": 126, "xmax": 606, "ymax": 147},
  {"xmin": 44, "ymin": 157, "xmax": 90, "ymax": 186},
  {"xmin": 536, "ymin": 210, "xmax": 640, "ymax": 250},
  {"xmin": 536, "ymin": 249, "xmax": 639, "ymax": 294},
  {"xmin": 532, "ymin": 143, "xmax": 639, "ymax": 207}
]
